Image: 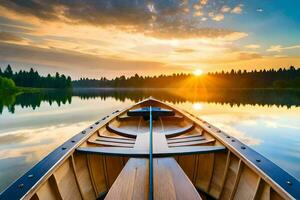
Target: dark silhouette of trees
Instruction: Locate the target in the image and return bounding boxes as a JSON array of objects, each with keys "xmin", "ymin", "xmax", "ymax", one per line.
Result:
[
  {"xmin": 3, "ymin": 64, "xmax": 13, "ymax": 78},
  {"xmin": 0, "ymin": 65, "xmax": 72, "ymax": 89},
  {"xmin": 73, "ymin": 66, "xmax": 300, "ymax": 89},
  {"xmin": 2, "ymin": 64, "xmax": 299, "ymax": 89}
]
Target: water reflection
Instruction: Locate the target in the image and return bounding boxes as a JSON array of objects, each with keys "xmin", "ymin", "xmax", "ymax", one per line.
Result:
[
  {"xmin": 1, "ymin": 88, "xmax": 300, "ymax": 114},
  {"xmin": 0, "ymin": 90, "xmax": 72, "ymax": 114}
]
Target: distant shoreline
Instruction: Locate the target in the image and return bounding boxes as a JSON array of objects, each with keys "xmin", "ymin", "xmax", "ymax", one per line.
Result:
[
  {"xmin": 0, "ymin": 87, "xmax": 72, "ymax": 96},
  {"xmin": 72, "ymin": 87, "xmax": 300, "ymax": 91}
]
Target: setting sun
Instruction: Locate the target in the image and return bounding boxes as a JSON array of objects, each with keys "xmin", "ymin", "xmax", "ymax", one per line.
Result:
[
  {"xmin": 193, "ymin": 103, "xmax": 203, "ymax": 110},
  {"xmin": 193, "ymin": 69, "xmax": 203, "ymax": 76}
]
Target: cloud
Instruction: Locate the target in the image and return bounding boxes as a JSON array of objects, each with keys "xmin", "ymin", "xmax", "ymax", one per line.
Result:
[
  {"xmin": 194, "ymin": 11, "xmax": 203, "ymax": 17},
  {"xmin": 221, "ymin": 5, "xmax": 231, "ymax": 13},
  {"xmin": 0, "ymin": 31, "xmax": 24, "ymax": 42},
  {"xmin": 0, "ymin": 42, "xmax": 187, "ymax": 78},
  {"xmin": 238, "ymin": 52, "xmax": 262, "ymax": 60},
  {"xmin": 267, "ymin": 45, "xmax": 300, "ymax": 52},
  {"xmin": 267, "ymin": 45, "xmax": 282, "ymax": 52},
  {"xmin": 149, "ymin": 27, "xmax": 246, "ymax": 40},
  {"xmin": 220, "ymin": 4, "xmax": 243, "ymax": 15},
  {"xmin": 193, "ymin": 4, "xmax": 202, "ymax": 10},
  {"xmin": 174, "ymin": 48, "xmax": 196, "ymax": 53},
  {"xmin": 231, "ymin": 4, "xmax": 243, "ymax": 14},
  {"xmin": 245, "ymin": 44, "xmax": 261, "ymax": 49},
  {"xmin": 274, "ymin": 55, "xmax": 288, "ymax": 58},
  {"xmin": 208, "ymin": 12, "xmax": 224, "ymax": 22},
  {"xmin": 256, "ymin": 8, "xmax": 263, "ymax": 12},
  {"xmin": 0, "ymin": 0, "xmax": 245, "ymax": 40},
  {"xmin": 212, "ymin": 14, "xmax": 225, "ymax": 21},
  {"xmin": 200, "ymin": 0, "xmax": 209, "ymax": 5}
]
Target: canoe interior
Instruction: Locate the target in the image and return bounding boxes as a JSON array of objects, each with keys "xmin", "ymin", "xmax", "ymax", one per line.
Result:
[{"xmin": 1, "ymin": 98, "xmax": 299, "ymax": 200}]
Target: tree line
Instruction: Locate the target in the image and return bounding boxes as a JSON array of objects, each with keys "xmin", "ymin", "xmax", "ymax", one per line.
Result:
[
  {"xmin": 1, "ymin": 64, "xmax": 299, "ymax": 89},
  {"xmin": 0, "ymin": 65, "xmax": 72, "ymax": 89},
  {"xmin": 73, "ymin": 66, "xmax": 300, "ymax": 89}
]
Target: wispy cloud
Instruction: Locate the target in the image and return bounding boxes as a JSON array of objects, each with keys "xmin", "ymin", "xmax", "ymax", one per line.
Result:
[
  {"xmin": 273, "ymin": 55, "xmax": 288, "ymax": 58},
  {"xmin": 267, "ymin": 45, "xmax": 300, "ymax": 52},
  {"xmin": 200, "ymin": 0, "xmax": 209, "ymax": 5},
  {"xmin": 209, "ymin": 13, "xmax": 225, "ymax": 21},
  {"xmin": 221, "ymin": 5, "xmax": 231, "ymax": 13},
  {"xmin": 231, "ymin": 4, "xmax": 243, "ymax": 14},
  {"xmin": 0, "ymin": 31, "xmax": 23, "ymax": 42},
  {"xmin": 174, "ymin": 48, "xmax": 196, "ymax": 53},
  {"xmin": 245, "ymin": 44, "xmax": 261, "ymax": 49}
]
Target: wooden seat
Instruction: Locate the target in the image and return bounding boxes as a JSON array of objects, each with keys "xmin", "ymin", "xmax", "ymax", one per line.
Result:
[
  {"xmin": 98, "ymin": 133, "xmax": 135, "ymax": 141},
  {"xmin": 88, "ymin": 140, "xmax": 134, "ymax": 148},
  {"xmin": 164, "ymin": 123, "xmax": 195, "ymax": 138},
  {"xmin": 105, "ymin": 158, "xmax": 202, "ymax": 200},
  {"xmin": 116, "ymin": 115, "xmax": 137, "ymax": 121},
  {"xmin": 167, "ymin": 136, "xmax": 205, "ymax": 144},
  {"xmin": 167, "ymin": 133, "xmax": 202, "ymax": 140},
  {"xmin": 168, "ymin": 139, "xmax": 215, "ymax": 147},
  {"xmin": 107, "ymin": 123, "xmax": 195, "ymax": 139},
  {"xmin": 76, "ymin": 145, "xmax": 226, "ymax": 157},
  {"xmin": 95, "ymin": 137, "xmax": 136, "ymax": 144},
  {"xmin": 106, "ymin": 124, "xmax": 137, "ymax": 138}
]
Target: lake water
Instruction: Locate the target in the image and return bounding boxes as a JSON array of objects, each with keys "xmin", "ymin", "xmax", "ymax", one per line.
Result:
[{"xmin": 0, "ymin": 88, "xmax": 300, "ymax": 192}]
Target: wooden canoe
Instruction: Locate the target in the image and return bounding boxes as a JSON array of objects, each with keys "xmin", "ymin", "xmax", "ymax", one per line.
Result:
[{"xmin": 1, "ymin": 97, "xmax": 299, "ymax": 200}]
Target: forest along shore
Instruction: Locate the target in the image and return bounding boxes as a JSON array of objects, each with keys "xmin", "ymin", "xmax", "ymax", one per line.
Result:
[
  {"xmin": 0, "ymin": 65, "xmax": 72, "ymax": 95},
  {"xmin": 1, "ymin": 65, "xmax": 300, "ymax": 96}
]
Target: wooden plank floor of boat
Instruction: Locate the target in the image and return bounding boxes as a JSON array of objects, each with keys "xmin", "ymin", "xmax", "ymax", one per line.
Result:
[
  {"xmin": 105, "ymin": 158, "xmax": 200, "ymax": 200},
  {"xmin": 104, "ymin": 131, "xmax": 201, "ymax": 200}
]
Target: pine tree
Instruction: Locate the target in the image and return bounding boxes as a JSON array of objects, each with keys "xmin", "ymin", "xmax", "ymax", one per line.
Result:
[{"xmin": 4, "ymin": 65, "xmax": 13, "ymax": 78}]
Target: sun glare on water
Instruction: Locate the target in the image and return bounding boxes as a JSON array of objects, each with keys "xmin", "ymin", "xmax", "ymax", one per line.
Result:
[{"xmin": 193, "ymin": 69, "xmax": 203, "ymax": 76}]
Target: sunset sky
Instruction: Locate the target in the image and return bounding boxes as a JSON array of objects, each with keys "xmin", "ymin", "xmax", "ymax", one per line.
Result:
[{"xmin": 0, "ymin": 0, "xmax": 300, "ymax": 78}]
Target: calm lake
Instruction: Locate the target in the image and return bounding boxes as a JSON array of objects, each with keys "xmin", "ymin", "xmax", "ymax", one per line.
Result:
[{"xmin": 1, "ymin": 88, "xmax": 300, "ymax": 192}]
